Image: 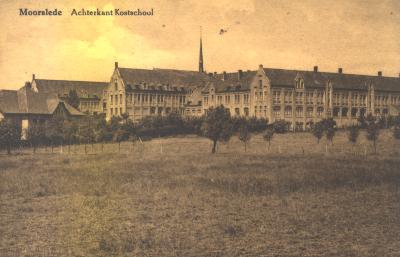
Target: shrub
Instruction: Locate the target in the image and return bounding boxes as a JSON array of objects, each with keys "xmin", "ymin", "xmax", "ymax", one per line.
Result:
[{"xmin": 273, "ymin": 120, "xmax": 290, "ymax": 134}]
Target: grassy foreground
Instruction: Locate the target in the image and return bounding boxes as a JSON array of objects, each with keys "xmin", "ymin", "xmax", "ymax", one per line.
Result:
[{"xmin": 0, "ymin": 131, "xmax": 400, "ymax": 256}]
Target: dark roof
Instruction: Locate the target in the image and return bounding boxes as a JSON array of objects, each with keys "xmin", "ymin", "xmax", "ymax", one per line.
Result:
[
  {"xmin": 118, "ymin": 68, "xmax": 210, "ymax": 92},
  {"xmin": 263, "ymin": 68, "xmax": 400, "ymax": 92},
  {"xmin": 0, "ymin": 86, "xmax": 83, "ymax": 116},
  {"xmin": 33, "ymin": 79, "xmax": 108, "ymax": 99},
  {"xmin": 202, "ymin": 71, "xmax": 257, "ymax": 93}
]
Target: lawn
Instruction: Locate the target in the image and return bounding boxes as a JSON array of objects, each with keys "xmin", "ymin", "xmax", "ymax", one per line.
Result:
[{"xmin": 0, "ymin": 131, "xmax": 400, "ymax": 256}]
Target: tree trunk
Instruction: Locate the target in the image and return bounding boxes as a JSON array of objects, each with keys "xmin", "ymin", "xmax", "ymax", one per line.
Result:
[
  {"xmin": 84, "ymin": 144, "xmax": 87, "ymax": 154},
  {"xmin": 68, "ymin": 144, "xmax": 71, "ymax": 154},
  {"xmin": 211, "ymin": 140, "xmax": 217, "ymax": 154},
  {"xmin": 244, "ymin": 142, "xmax": 247, "ymax": 152},
  {"xmin": 51, "ymin": 144, "xmax": 54, "ymax": 153},
  {"xmin": 118, "ymin": 142, "xmax": 121, "ymax": 153},
  {"xmin": 373, "ymin": 140, "xmax": 377, "ymax": 154},
  {"xmin": 268, "ymin": 141, "xmax": 271, "ymax": 150},
  {"xmin": 101, "ymin": 143, "xmax": 104, "ymax": 152},
  {"xmin": 7, "ymin": 144, "xmax": 11, "ymax": 155}
]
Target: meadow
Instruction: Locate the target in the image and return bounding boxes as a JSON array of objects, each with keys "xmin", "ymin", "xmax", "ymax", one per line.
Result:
[{"xmin": 0, "ymin": 130, "xmax": 399, "ymax": 256}]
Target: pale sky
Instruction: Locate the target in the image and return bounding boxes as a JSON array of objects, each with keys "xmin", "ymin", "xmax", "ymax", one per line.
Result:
[{"xmin": 0, "ymin": 0, "xmax": 399, "ymax": 90}]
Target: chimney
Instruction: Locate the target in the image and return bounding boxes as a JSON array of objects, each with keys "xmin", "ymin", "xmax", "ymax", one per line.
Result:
[
  {"xmin": 238, "ymin": 69, "xmax": 243, "ymax": 80},
  {"xmin": 213, "ymin": 72, "xmax": 217, "ymax": 77},
  {"xmin": 32, "ymin": 74, "xmax": 35, "ymax": 81},
  {"xmin": 115, "ymin": 62, "xmax": 118, "ymax": 69},
  {"xmin": 259, "ymin": 64, "xmax": 263, "ymax": 69},
  {"xmin": 25, "ymin": 82, "xmax": 31, "ymax": 89},
  {"xmin": 208, "ymin": 72, "xmax": 213, "ymax": 78},
  {"xmin": 378, "ymin": 71, "xmax": 382, "ymax": 77},
  {"xmin": 338, "ymin": 68, "xmax": 343, "ymax": 74},
  {"xmin": 222, "ymin": 71, "xmax": 227, "ymax": 81},
  {"xmin": 313, "ymin": 66, "xmax": 318, "ymax": 72}
]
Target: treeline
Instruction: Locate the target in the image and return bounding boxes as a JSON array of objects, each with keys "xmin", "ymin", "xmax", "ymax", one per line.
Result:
[
  {"xmin": 0, "ymin": 109, "xmax": 267, "ymax": 155},
  {"xmin": 1, "ymin": 106, "xmax": 400, "ymax": 155}
]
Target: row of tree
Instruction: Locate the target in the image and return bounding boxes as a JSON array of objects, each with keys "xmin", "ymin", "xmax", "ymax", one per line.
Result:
[{"xmin": 1, "ymin": 106, "xmax": 400, "ymax": 155}]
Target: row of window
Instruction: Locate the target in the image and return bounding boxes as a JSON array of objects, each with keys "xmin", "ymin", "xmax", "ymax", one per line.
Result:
[
  {"xmin": 272, "ymin": 91, "xmax": 324, "ymax": 105},
  {"xmin": 273, "ymin": 106, "xmax": 324, "ymax": 118},
  {"xmin": 110, "ymin": 93, "xmax": 186, "ymax": 106},
  {"xmin": 205, "ymin": 94, "xmax": 250, "ymax": 105}
]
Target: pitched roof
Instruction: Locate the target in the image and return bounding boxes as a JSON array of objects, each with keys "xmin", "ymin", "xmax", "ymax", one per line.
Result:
[
  {"xmin": 202, "ymin": 71, "xmax": 257, "ymax": 93},
  {"xmin": 0, "ymin": 86, "xmax": 84, "ymax": 116},
  {"xmin": 33, "ymin": 79, "xmax": 108, "ymax": 99},
  {"xmin": 263, "ymin": 68, "xmax": 400, "ymax": 92},
  {"xmin": 118, "ymin": 68, "xmax": 210, "ymax": 92},
  {"xmin": 0, "ymin": 90, "xmax": 21, "ymax": 113}
]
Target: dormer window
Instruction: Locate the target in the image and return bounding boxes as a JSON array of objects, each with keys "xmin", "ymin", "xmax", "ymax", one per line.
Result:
[{"xmin": 295, "ymin": 79, "xmax": 304, "ymax": 89}]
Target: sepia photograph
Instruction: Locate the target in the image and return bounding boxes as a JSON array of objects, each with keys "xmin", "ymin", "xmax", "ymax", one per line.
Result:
[{"xmin": 0, "ymin": 0, "xmax": 399, "ymax": 256}]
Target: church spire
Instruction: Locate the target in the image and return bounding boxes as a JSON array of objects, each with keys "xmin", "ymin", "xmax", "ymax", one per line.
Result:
[{"xmin": 199, "ymin": 26, "xmax": 204, "ymax": 73}]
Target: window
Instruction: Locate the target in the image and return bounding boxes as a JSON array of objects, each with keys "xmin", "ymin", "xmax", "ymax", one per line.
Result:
[
  {"xmin": 360, "ymin": 108, "xmax": 366, "ymax": 117},
  {"xmin": 351, "ymin": 108, "xmax": 358, "ymax": 117},
  {"xmin": 295, "ymin": 107, "xmax": 303, "ymax": 118},
  {"xmin": 360, "ymin": 95, "xmax": 366, "ymax": 106},
  {"xmin": 284, "ymin": 91, "xmax": 292, "ymax": 104},
  {"xmin": 317, "ymin": 92, "xmax": 323, "ymax": 105},
  {"xmin": 235, "ymin": 95, "xmax": 240, "ymax": 105},
  {"xmin": 273, "ymin": 106, "xmax": 281, "ymax": 117},
  {"xmin": 295, "ymin": 79, "xmax": 304, "ymax": 89},
  {"xmin": 217, "ymin": 95, "xmax": 222, "ymax": 105},
  {"xmin": 114, "ymin": 81, "xmax": 118, "ymax": 91},
  {"xmin": 110, "ymin": 108, "xmax": 113, "ymax": 115},
  {"xmin": 342, "ymin": 93, "xmax": 348, "ymax": 105},
  {"xmin": 235, "ymin": 108, "xmax": 240, "ymax": 116},
  {"xmin": 110, "ymin": 95, "xmax": 113, "ymax": 105},
  {"xmin": 306, "ymin": 107, "xmax": 313, "ymax": 117},
  {"xmin": 333, "ymin": 107, "xmax": 340, "ymax": 117},
  {"xmin": 115, "ymin": 94, "xmax": 118, "ymax": 105},
  {"xmin": 273, "ymin": 91, "xmax": 281, "ymax": 104},
  {"xmin": 317, "ymin": 107, "xmax": 324, "ymax": 117},
  {"xmin": 306, "ymin": 92, "xmax": 313, "ymax": 104},
  {"xmin": 259, "ymin": 80, "xmax": 262, "ymax": 89},
  {"xmin": 244, "ymin": 107, "xmax": 249, "ymax": 116},
  {"xmin": 204, "ymin": 96, "xmax": 208, "ymax": 105},
  {"xmin": 225, "ymin": 95, "xmax": 230, "ymax": 105},
  {"xmin": 284, "ymin": 106, "xmax": 292, "ymax": 117},
  {"xmin": 342, "ymin": 108, "xmax": 348, "ymax": 117},
  {"xmin": 295, "ymin": 92, "xmax": 303, "ymax": 104},
  {"xmin": 244, "ymin": 94, "xmax": 249, "ymax": 104}
]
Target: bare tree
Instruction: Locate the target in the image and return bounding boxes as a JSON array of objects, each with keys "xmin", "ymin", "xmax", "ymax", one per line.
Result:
[
  {"xmin": 238, "ymin": 123, "xmax": 251, "ymax": 152},
  {"xmin": 263, "ymin": 126, "xmax": 274, "ymax": 151}
]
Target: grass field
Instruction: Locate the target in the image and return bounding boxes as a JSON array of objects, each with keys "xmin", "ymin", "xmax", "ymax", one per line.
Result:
[{"xmin": 0, "ymin": 131, "xmax": 400, "ymax": 256}]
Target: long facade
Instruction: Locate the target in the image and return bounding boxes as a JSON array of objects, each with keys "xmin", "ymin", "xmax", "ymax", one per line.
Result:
[{"xmin": 201, "ymin": 65, "xmax": 400, "ymax": 130}]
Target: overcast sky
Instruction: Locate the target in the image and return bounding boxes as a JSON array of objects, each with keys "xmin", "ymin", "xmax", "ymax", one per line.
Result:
[{"xmin": 0, "ymin": 0, "xmax": 399, "ymax": 89}]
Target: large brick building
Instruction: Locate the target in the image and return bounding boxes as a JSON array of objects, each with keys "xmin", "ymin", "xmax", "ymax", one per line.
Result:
[
  {"xmin": 2, "ymin": 36, "xmax": 400, "ymax": 131},
  {"xmin": 105, "ymin": 62, "xmax": 209, "ymax": 121},
  {"xmin": 201, "ymin": 65, "xmax": 400, "ymax": 130}
]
